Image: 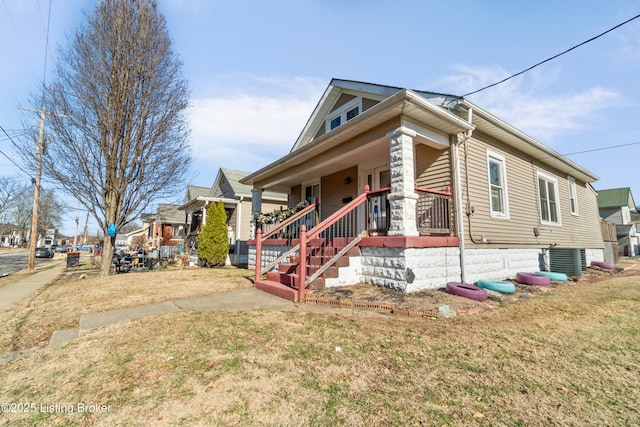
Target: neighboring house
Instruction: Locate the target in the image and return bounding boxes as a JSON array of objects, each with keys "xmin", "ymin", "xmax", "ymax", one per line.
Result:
[
  {"xmin": 597, "ymin": 187, "xmax": 639, "ymax": 256},
  {"xmin": 143, "ymin": 203, "xmax": 185, "ymax": 254},
  {"xmin": 115, "ymin": 227, "xmax": 149, "ymax": 251},
  {"xmin": 241, "ymin": 78, "xmax": 606, "ymax": 301},
  {"xmin": 179, "ymin": 168, "xmax": 287, "ymax": 266}
]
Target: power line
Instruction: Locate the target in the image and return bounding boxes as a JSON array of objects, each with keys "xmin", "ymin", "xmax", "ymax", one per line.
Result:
[
  {"xmin": 462, "ymin": 13, "xmax": 640, "ymax": 98},
  {"xmin": 559, "ymin": 140, "xmax": 640, "ymax": 157},
  {"xmin": 0, "ymin": 124, "xmax": 32, "ymax": 178},
  {"xmin": 1, "ymin": 0, "xmax": 39, "ymax": 82}
]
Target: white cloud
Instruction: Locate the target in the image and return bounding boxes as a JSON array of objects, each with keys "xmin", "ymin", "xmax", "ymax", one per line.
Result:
[
  {"xmin": 436, "ymin": 64, "xmax": 622, "ymax": 144},
  {"xmin": 188, "ymin": 75, "xmax": 326, "ymax": 172}
]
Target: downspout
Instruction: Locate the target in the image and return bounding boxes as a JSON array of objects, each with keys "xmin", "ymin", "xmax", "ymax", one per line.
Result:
[
  {"xmin": 236, "ymin": 196, "xmax": 243, "ymax": 242},
  {"xmin": 454, "ymin": 107, "xmax": 473, "ymax": 283}
]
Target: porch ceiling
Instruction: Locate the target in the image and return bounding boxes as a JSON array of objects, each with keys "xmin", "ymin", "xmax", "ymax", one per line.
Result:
[{"xmin": 243, "ymin": 89, "xmax": 474, "ymax": 192}]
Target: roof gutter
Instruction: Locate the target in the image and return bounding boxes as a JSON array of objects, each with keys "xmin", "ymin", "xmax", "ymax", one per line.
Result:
[{"xmin": 460, "ymin": 99, "xmax": 599, "ymax": 182}]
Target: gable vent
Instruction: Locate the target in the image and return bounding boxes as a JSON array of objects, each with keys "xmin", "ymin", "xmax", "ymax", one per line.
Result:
[{"xmin": 549, "ymin": 248, "xmax": 586, "ymax": 277}]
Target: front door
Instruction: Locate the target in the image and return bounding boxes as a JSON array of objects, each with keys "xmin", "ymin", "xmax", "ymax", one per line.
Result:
[{"xmin": 361, "ymin": 165, "xmax": 390, "ymax": 235}]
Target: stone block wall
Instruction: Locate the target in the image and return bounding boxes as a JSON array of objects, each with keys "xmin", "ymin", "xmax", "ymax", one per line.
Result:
[{"xmin": 248, "ymin": 245, "xmax": 292, "ymax": 271}]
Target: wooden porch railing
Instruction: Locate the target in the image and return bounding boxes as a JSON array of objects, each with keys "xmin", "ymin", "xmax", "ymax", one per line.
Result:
[
  {"xmin": 416, "ymin": 186, "xmax": 453, "ymax": 235},
  {"xmin": 259, "ymin": 202, "xmax": 318, "ymax": 242},
  {"xmin": 254, "ymin": 185, "xmax": 455, "ymax": 300}
]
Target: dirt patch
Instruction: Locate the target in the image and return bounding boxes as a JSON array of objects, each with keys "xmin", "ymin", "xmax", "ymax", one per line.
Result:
[{"xmin": 307, "ymin": 263, "xmax": 640, "ymax": 316}]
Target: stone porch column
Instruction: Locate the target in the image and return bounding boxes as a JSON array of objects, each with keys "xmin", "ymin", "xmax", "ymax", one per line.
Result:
[
  {"xmin": 387, "ymin": 126, "xmax": 419, "ymax": 236},
  {"xmin": 250, "ymin": 188, "xmax": 263, "ymax": 239}
]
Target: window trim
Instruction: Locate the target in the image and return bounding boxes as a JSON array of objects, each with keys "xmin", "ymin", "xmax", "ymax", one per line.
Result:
[
  {"xmin": 537, "ymin": 170, "xmax": 562, "ymax": 226},
  {"xmin": 567, "ymin": 176, "xmax": 579, "ymax": 216},
  {"xmin": 325, "ymin": 98, "xmax": 362, "ymax": 132},
  {"xmin": 303, "ymin": 180, "xmax": 321, "ymax": 204},
  {"xmin": 486, "ymin": 150, "xmax": 509, "ymax": 219}
]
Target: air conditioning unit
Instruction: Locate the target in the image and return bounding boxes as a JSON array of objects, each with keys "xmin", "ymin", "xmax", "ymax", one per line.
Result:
[{"xmin": 549, "ymin": 248, "xmax": 586, "ymax": 277}]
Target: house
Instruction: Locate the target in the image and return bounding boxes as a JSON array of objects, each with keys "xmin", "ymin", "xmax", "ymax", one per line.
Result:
[
  {"xmin": 143, "ymin": 203, "xmax": 185, "ymax": 256},
  {"xmin": 597, "ymin": 187, "xmax": 639, "ymax": 256},
  {"xmin": 241, "ymin": 79, "xmax": 606, "ymax": 301},
  {"xmin": 179, "ymin": 168, "xmax": 287, "ymax": 266}
]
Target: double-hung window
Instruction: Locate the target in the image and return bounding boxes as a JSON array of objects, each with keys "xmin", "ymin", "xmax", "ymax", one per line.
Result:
[
  {"xmin": 538, "ymin": 171, "xmax": 561, "ymax": 225},
  {"xmin": 487, "ymin": 150, "xmax": 509, "ymax": 218}
]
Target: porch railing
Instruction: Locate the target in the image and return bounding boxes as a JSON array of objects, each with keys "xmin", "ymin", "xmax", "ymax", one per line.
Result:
[
  {"xmin": 258, "ymin": 202, "xmax": 319, "ymax": 243},
  {"xmin": 254, "ymin": 184, "xmax": 455, "ymax": 299},
  {"xmin": 416, "ymin": 186, "xmax": 453, "ymax": 235}
]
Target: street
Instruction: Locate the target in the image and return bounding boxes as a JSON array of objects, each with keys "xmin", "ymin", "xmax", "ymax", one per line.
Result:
[{"xmin": 0, "ymin": 250, "xmax": 58, "ymax": 276}]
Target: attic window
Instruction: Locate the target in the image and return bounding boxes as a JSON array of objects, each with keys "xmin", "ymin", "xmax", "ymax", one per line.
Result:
[{"xmin": 326, "ymin": 98, "xmax": 361, "ymax": 132}]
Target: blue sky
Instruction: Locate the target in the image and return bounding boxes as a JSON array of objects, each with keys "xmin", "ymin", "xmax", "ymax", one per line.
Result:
[{"xmin": 1, "ymin": 0, "xmax": 640, "ymax": 235}]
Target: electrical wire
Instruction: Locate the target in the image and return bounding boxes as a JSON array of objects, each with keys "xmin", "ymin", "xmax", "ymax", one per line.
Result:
[
  {"xmin": 462, "ymin": 13, "xmax": 640, "ymax": 98},
  {"xmin": 553, "ymin": 141, "xmax": 640, "ymax": 158},
  {"xmin": 0, "ymin": 124, "xmax": 32, "ymax": 178},
  {"xmin": 1, "ymin": 0, "xmax": 40, "ymax": 82}
]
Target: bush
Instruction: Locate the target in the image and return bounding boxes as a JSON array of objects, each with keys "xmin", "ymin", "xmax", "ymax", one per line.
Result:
[{"xmin": 198, "ymin": 201, "xmax": 229, "ymax": 267}]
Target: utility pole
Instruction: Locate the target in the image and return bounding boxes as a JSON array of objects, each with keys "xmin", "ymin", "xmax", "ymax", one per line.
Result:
[
  {"xmin": 19, "ymin": 106, "xmax": 66, "ymax": 270},
  {"xmin": 82, "ymin": 210, "xmax": 89, "ymax": 245},
  {"xmin": 19, "ymin": 107, "xmax": 45, "ymax": 271}
]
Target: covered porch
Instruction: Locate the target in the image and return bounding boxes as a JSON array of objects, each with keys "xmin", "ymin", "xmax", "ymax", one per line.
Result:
[{"xmin": 242, "ymin": 90, "xmax": 474, "ymax": 300}]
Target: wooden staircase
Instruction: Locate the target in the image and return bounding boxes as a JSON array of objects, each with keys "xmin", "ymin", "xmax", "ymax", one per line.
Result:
[{"xmin": 255, "ymin": 238, "xmax": 360, "ymax": 302}]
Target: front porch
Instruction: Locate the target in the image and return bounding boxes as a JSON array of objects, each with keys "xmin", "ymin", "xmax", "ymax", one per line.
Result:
[{"xmin": 249, "ymin": 184, "xmax": 460, "ymax": 301}]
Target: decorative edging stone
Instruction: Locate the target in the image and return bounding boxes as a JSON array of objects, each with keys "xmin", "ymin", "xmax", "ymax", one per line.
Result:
[{"xmin": 304, "ymin": 295, "xmax": 443, "ymax": 318}]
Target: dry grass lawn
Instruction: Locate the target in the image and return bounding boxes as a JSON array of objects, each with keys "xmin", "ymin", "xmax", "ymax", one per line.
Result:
[
  {"xmin": 0, "ymin": 261, "xmax": 639, "ymax": 425},
  {"xmin": 0, "ymin": 266, "xmax": 253, "ymax": 353}
]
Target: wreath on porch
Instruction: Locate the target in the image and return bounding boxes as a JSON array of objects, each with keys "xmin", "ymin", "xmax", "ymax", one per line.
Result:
[{"xmin": 253, "ymin": 200, "xmax": 310, "ymax": 225}]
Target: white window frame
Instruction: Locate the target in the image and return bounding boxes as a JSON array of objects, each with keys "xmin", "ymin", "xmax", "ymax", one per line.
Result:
[
  {"xmin": 486, "ymin": 150, "xmax": 509, "ymax": 219},
  {"xmin": 537, "ymin": 170, "xmax": 561, "ymax": 226},
  {"xmin": 567, "ymin": 176, "xmax": 579, "ymax": 216},
  {"xmin": 303, "ymin": 180, "xmax": 321, "ymax": 204},
  {"xmin": 325, "ymin": 98, "xmax": 362, "ymax": 133}
]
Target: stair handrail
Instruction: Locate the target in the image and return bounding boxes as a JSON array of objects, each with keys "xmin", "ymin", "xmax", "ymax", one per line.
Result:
[
  {"xmin": 297, "ymin": 186, "xmax": 374, "ymax": 299},
  {"xmin": 304, "ymin": 230, "xmax": 366, "ymax": 287},
  {"xmin": 260, "ymin": 202, "xmax": 318, "ymax": 240},
  {"xmin": 304, "ymin": 186, "xmax": 370, "ymax": 241}
]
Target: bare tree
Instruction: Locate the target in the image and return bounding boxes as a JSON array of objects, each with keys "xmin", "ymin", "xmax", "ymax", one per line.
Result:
[
  {"xmin": 37, "ymin": 188, "xmax": 64, "ymax": 239},
  {"xmin": 0, "ymin": 177, "xmax": 21, "ymax": 244},
  {"xmin": 10, "ymin": 186, "xmax": 34, "ymax": 246},
  {"xmin": 5, "ymin": 185, "xmax": 64, "ymax": 246},
  {"xmin": 20, "ymin": 0, "xmax": 191, "ymax": 275}
]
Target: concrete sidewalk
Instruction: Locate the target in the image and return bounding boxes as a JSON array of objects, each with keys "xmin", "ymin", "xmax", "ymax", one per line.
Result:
[
  {"xmin": 0, "ymin": 264, "xmax": 66, "ymax": 311},
  {"xmin": 2, "ymin": 265, "xmax": 298, "ymax": 362}
]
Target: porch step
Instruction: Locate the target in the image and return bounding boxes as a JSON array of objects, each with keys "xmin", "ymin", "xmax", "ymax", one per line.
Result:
[
  {"xmin": 255, "ymin": 280, "xmax": 299, "ymax": 302},
  {"xmin": 257, "ymin": 244, "xmax": 360, "ymax": 300}
]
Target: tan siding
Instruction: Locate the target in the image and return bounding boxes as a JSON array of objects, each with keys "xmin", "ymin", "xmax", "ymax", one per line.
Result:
[
  {"xmin": 289, "ymin": 185, "xmax": 302, "ymax": 209},
  {"xmin": 330, "ymin": 94, "xmax": 356, "ymax": 113},
  {"xmin": 460, "ymin": 131, "xmax": 603, "ymax": 249},
  {"xmin": 237, "ymin": 200, "xmax": 254, "ymax": 241},
  {"xmin": 415, "ymin": 144, "xmax": 452, "ymax": 191},
  {"xmin": 362, "ymin": 97, "xmax": 379, "ymax": 112},
  {"xmin": 320, "ymin": 166, "xmax": 358, "ymax": 221}
]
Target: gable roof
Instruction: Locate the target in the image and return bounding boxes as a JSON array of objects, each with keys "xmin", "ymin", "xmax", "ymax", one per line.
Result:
[
  {"xmin": 156, "ymin": 204, "xmax": 185, "ymax": 223},
  {"xmin": 214, "ymin": 168, "xmax": 287, "ymax": 201},
  {"xmin": 184, "ymin": 185, "xmax": 211, "ymax": 204},
  {"xmin": 597, "ymin": 187, "xmax": 637, "ymax": 210},
  {"xmin": 242, "ymin": 78, "xmax": 598, "ymax": 189}
]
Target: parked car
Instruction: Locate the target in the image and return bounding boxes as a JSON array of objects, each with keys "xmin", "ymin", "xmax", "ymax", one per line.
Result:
[
  {"xmin": 35, "ymin": 247, "xmax": 54, "ymax": 258},
  {"xmin": 55, "ymin": 244, "xmax": 71, "ymax": 253}
]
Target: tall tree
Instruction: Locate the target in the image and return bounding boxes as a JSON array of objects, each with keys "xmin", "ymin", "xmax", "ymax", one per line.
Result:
[{"xmin": 21, "ymin": 0, "xmax": 191, "ymax": 275}]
